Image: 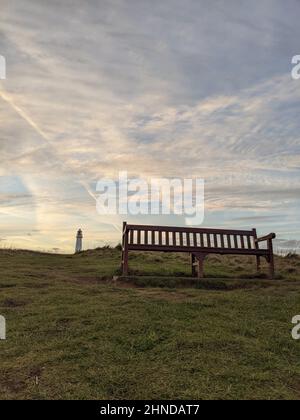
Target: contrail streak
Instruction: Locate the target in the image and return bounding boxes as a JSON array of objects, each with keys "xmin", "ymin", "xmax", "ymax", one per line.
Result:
[
  {"xmin": 0, "ymin": 145, "xmax": 47, "ymax": 165},
  {"xmin": 0, "ymin": 89, "xmax": 51, "ymax": 141},
  {"xmin": 0, "ymin": 86, "xmax": 121, "ymax": 233}
]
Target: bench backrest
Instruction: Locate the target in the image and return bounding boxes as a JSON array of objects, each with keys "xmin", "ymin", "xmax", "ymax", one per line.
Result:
[{"xmin": 122, "ymin": 223, "xmax": 257, "ymax": 251}]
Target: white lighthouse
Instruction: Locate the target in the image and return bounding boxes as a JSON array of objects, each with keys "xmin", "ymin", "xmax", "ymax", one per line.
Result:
[{"xmin": 75, "ymin": 229, "xmax": 83, "ymax": 253}]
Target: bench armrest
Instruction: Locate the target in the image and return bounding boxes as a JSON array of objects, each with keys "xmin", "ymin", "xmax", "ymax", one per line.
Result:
[{"xmin": 255, "ymin": 233, "xmax": 276, "ymax": 243}]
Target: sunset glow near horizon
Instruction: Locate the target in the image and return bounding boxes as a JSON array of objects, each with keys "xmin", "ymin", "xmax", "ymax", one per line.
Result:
[{"xmin": 1, "ymin": 0, "xmax": 300, "ymax": 253}]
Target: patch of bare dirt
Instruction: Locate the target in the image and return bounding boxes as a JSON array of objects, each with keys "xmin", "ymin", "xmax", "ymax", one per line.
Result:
[
  {"xmin": 28, "ymin": 366, "xmax": 44, "ymax": 378},
  {"xmin": 135, "ymin": 289, "xmax": 198, "ymax": 302},
  {"xmin": 0, "ymin": 365, "xmax": 45, "ymax": 395},
  {"xmin": 70, "ymin": 275, "xmax": 111, "ymax": 284},
  {"xmin": 0, "ymin": 372, "xmax": 26, "ymax": 393},
  {"xmin": 69, "ymin": 275, "xmax": 139, "ymax": 288},
  {"xmin": 1, "ymin": 298, "xmax": 28, "ymax": 308}
]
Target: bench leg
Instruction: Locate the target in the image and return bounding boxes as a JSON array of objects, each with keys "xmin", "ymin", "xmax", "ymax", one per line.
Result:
[
  {"xmin": 122, "ymin": 247, "xmax": 128, "ymax": 276},
  {"xmin": 194, "ymin": 253, "xmax": 206, "ymax": 279},
  {"xmin": 268, "ymin": 254, "xmax": 275, "ymax": 280},
  {"xmin": 191, "ymin": 254, "xmax": 197, "ymax": 277},
  {"xmin": 256, "ymin": 256, "xmax": 261, "ymax": 274},
  {"xmin": 198, "ymin": 258, "xmax": 204, "ymax": 279},
  {"xmin": 267, "ymin": 238, "xmax": 275, "ymax": 280},
  {"xmin": 122, "ymin": 224, "xmax": 129, "ymax": 276}
]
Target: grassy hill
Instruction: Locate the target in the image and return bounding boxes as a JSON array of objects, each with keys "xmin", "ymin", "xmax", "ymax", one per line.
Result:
[{"xmin": 0, "ymin": 248, "xmax": 300, "ymax": 400}]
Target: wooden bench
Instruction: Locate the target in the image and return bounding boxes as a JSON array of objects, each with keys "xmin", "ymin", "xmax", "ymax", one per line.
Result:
[{"xmin": 121, "ymin": 222, "xmax": 276, "ymax": 279}]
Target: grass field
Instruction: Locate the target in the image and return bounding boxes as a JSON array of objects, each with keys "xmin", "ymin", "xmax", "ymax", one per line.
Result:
[{"xmin": 0, "ymin": 247, "xmax": 300, "ymax": 400}]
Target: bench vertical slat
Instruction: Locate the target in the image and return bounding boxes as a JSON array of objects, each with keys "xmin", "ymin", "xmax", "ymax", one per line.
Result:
[
  {"xmin": 207, "ymin": 233, "xmax": 211, "ymax": 248},
  {"xmin": 179, "ymin": 232, "xmax": 183, "ymax": 246},
  {"xmin": 151, "ymin": 230, "xmax": 155, "ymax": 245},
  {"xmin": 166, "ymin": 231, "xmax": 169, "ymax": 246},
  {"xmin": 200, "ymin": 233, "xmax": 204, "ymax": 247},
  {"xmin": 240, "ymin": 235, "xmax": 245, "ymax": 249},
  {"xmin": 213, "ymin": 234, "xmax": 218, "ymax": 248},
  {"xmin": 137, "ymin": 230, "xmax": 141, "ymax": 245},
  {"xmin": 247, "ymin": 235, "xmax": 252, "ymax": 249},
  {"xmin": 186, "ymin": 232, "xmax": 190, "ymax": 247},
  {"xmin": 227, "ymin": 234, "xmax": 232, "ymax": 248},
  {"xmin": 129, "ymin": 229, "xmax": 134, "ymax": 244},
  {"xmin": 144, "ymin": 230, "xmax": 148, "ymax": 245},
  {"xmin": 172, "ymin": 231, "xmax": 176, "ymax": 246},
  {"xmin": 220, "ymin": 234, "xmax": 225, "ymax": 248},
  {"xmin": 234, "ymin": 235, "xmax": 238, "ymax": 249},
  {"xmin": 158, "ymin": 231, "xmax": 162, "ymax": 245},
  {"xmin": 193, "ymin": 233, "xmax": 197, "ymax": 247}
]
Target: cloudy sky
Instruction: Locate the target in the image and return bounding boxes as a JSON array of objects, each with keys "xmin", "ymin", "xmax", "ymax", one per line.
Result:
[{"xmin": 1, "ymin": 0, "xmax": 300, "ymax": 252}]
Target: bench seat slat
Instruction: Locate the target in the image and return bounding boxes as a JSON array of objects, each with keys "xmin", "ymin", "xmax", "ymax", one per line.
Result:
[{"xmin": 128, "ymin": 243, "xmax": 270, "ymax": 255}]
